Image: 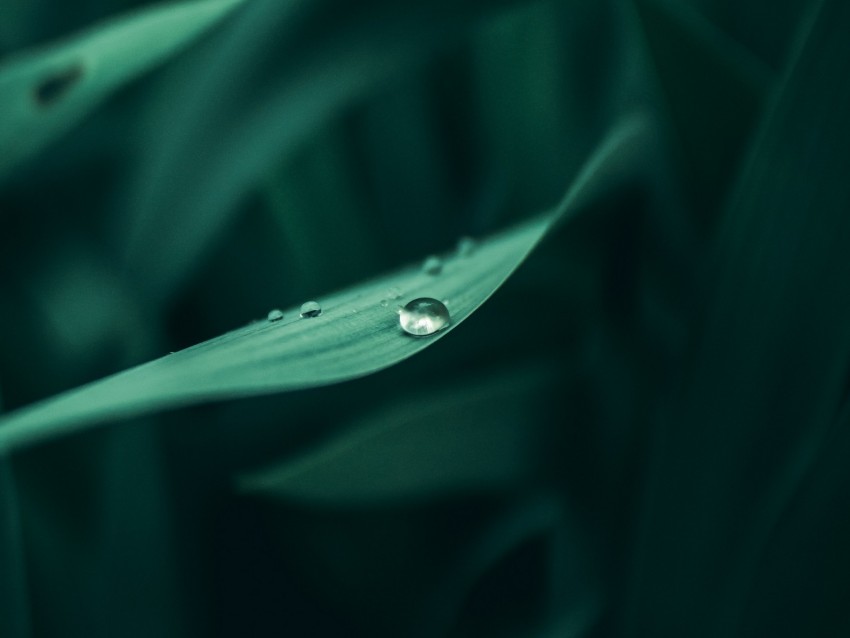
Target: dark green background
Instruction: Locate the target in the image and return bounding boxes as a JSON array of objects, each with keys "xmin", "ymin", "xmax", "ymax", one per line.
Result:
[{"xmin": 2, "ymin": 0, "xmax": 849, "ymax": 636}]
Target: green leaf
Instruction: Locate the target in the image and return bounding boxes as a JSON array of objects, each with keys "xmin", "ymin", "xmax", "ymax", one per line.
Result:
[
  {"xmin": 625, "ymin": 1, "xmax": 850, "ymax": 635},
  {"xmin": 0, "ymin": 456, "xmax": 29, "ymax": 638},
  {"xmin": 0, "ymin": 113, "xmax": 649, "ymax": 453},
  {"xmin": 95, "ymin": 427, "xmax": 183, "ymax": 636},
  {"xmin": 419, "ymin": 495, "xmax": 600, "ymax": 637},
  {"xmin": 634, "ymin": 0, "xmax": 772, "ymax": 219},
  {"xmin": 0, "ymin": 0, "xmax": 244, "ymax": 180},
  {"xmin": 238, "ymin": 363, "xmax": 555, "ymax": 503},
  {"xmin": 118, "ymin": 0, "xmax": 523, "ymax": 304},
  {"xmin": 731, "ymin": 399, "xmax": 850, "ymax": 637}
]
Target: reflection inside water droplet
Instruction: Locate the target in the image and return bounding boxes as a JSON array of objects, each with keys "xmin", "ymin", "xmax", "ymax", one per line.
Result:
[
  {"xmin": 422, "ymin": 256, "xmax": 443, "ymax": 275},
  {"xmin": 267, "ymin": 309, "xmax": 284, "ymax": 322},
  {"xmin": 300, "ymin": 301, "xmax": 322, "ymax": 318},
  {"xmin": 399, "ymin": 298, "xmax": 450, "ymax": 336}
]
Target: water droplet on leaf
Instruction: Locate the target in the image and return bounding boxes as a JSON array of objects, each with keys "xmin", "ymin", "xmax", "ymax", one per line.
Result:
[
  {"xmin": 387, "ymin": 286, "xmax": 402, "ymax": 299},
  {"xmin": 380, "ymin": 299, "xmax": 389, "ymax": 308},
  {"xmin": 399, "ymin": 298, "xmax": 450, "ymax": 336},
  {"xmin": 267, "ymin": 309, "xmax": 284, "ymax": 322},
  {"xmin": 300, "ymin": 301, "xmax": 322, "ymax": 318},
  {"xmin": 422, "ymin": 256, "xmax": 443, "ymax": 275}
]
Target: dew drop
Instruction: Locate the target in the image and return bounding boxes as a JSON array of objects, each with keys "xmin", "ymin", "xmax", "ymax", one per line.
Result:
[
  {"xmin": 387, "ymin": 286, "xmax": 403, "ymax": 299},
  {"xmin": 399, "ymin": 298, "xmax": 450, "ymax": 336},
  {"xmin": 457, "ymin": 236, "xmax": 477, "ymax": 257},
  {"xmin": 422, "ymin": 255, "xmax": 443, "ymax": 275},
  {"xmin": 380, "ymin": 299, "xmax": 389, "ymax": 308},
  {"xmin": 267, "ymin": 309, "xmax": 284, "ymax": 322},
  {"xmin": 300, "ymin": 300, "xmax": 322, "ymax": 318}
]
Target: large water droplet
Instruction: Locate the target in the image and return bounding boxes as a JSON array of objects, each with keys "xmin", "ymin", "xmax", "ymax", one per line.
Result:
[
  {"xmin": 267, "ymin": 309, "xmax": 284, "ymax": 322},
  {"xmin": 422, "ymin": 255, "xmax": 443, "ymax": 275},
  {"xmin": 300, "ymin": 301, "xmax": 322, "ymax": 318},
  {"xmin": 457, "ymin": 236, "xmax": 477, "ymax": 257},
  {"xmin": 399, "ymin": 298, "xmax": 450, "ymax": 336}
]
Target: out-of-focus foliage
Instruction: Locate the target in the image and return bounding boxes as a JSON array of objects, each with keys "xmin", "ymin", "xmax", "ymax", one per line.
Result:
[
  {"xmin": 0, "ymin": 0, "xmax": 244, "ymax": 178},
  {"xmin": 1, "ymin": 0, "xmax": 848, "ymax": 637}
]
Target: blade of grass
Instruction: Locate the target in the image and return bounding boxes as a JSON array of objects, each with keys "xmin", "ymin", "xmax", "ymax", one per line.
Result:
[
  {"xmin": 261, "ymin": 122, "xmax": 384, "ymax": 295},
  {"xmin": 95, "ymin": 426, "xmax": 184, "ymax": 636},
  {"xmin": 732, "ymin": 394, "xmax": 850, "ymax": 636},
  {"xmin": 418, "ymin": 495, "xmax": 599, "ymax": 638},
  {"xmin": 119, "ymin": 0, "xmax": 522, "ymax": 304},
  {"xmin": 238, "ymin": 363, "xmax": 555, "ymax": 503},
  {"xmin": 0, "ymin": 0, "xmax": 245, "ymax": 181},
  {"xmin": 0, "ymin": 456, "xmax": 30, "ymax": 638},
  {"xmin": 625, "ymin": 1, "xmax": 850, "ymax": 635},
  {"xmin": 0, "ymin": 113, "xmax": 649, "ymax": 453},
  {"xmin": 634, "ymin": 0, "xmax": 772, "ymax": 221}
]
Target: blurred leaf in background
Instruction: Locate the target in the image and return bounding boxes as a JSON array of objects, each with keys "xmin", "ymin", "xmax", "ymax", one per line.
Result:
[{"xmin": 1, "ymin": 0, "xmax": 848, "ymax": 637}]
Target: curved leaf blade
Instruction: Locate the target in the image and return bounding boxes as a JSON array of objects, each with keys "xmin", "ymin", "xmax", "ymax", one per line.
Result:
[
  {"xmin": 625, "ymin": 1, "xmax": 850, "ymax": 635},
  {"xmin": 238, "ymin": 364, "xmax": 555, "ymax": 503},
  {"xmin": 0, "ymin": 0, "xmax": 244, "ymax": 179},
  {"xmin": 0, "ymin": 114, "xmax": 648, "ymax": 452}
]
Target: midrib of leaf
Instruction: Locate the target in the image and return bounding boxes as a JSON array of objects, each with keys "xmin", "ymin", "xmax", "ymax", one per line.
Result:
[{"xmin": 0, "ymin": 113, "xmax": 649, "ymax": 453}]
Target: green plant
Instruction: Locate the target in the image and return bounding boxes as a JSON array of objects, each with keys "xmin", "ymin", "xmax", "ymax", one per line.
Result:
[{"xmin": 1, "ymin": 0, "xmax": 848, "ymax": 637}]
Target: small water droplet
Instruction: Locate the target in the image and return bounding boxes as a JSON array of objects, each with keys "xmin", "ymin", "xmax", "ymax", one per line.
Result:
[
  {"xmin": 387, "ymin": 286, "xmax": 402, "ymax": 299},
  {"xmin": 267, "ymin": 309, "xmax": 284, "ymax": 322},
  {"xmin": 457, "ymin": 236, "xmax": 477, "ymax": 257},
  {"xmin": 380, "ymin": 299, "xmax": 389, "ymax": 308},
  {"xmin": 422, "ymin": 255, "xmax": 443, "ymax": 275},
  {"xmin": 399, "ymin": 298, "xmax": 450, "ymax": 336},
  {"xmin": 300, "ymin": 301, "xmax": 322, "ymax": 318}
]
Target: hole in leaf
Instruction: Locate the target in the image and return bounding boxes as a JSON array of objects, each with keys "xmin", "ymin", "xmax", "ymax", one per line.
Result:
[{"xmin": 33, "ymin": 63, "xmax": 85, "ymax": 106}]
